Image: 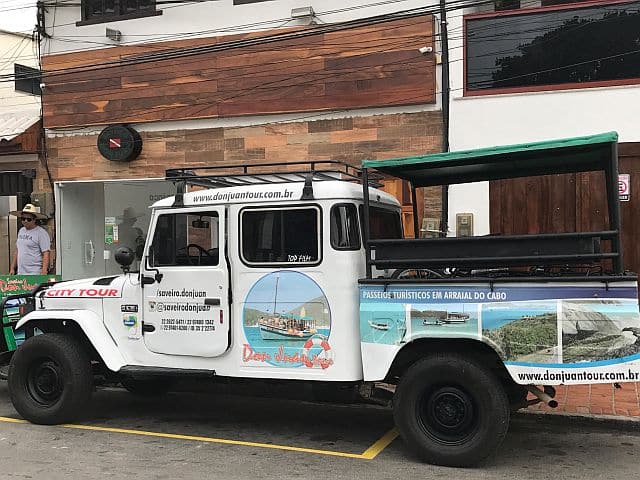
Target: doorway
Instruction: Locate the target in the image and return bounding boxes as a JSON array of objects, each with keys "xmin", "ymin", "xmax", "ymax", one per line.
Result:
[{"xmin": 56, "ymin": 179, "xmax": 175, "ymax": 279}]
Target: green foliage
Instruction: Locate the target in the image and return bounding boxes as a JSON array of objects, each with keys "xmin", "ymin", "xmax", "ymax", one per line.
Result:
[{"xmin": 483, "ymin": 314, "xmax": 557, "ymax": 360}]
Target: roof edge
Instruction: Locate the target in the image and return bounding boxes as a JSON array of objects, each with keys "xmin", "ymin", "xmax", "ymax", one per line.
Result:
[{"xmin": 362, "ymin": 132, "xmax": 619, "ymax": 169}]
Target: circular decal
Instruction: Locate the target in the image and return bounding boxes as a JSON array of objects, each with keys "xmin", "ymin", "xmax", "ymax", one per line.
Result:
[
  {"xmin": 242, "ymin": 271, "xmax": 333, "ymax": 369},
  {"xmin": 97, "ymin": 125, "xmax": 143, "ymax": 162}
]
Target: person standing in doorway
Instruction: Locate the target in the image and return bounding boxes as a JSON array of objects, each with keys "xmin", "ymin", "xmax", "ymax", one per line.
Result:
[
  {"xmin": 117, "ymin": 207, "xmax": 145, "ymax": 261},
  {"xmin": 9, "ymin": 204, "xmax": 51, "ymax": 275}
]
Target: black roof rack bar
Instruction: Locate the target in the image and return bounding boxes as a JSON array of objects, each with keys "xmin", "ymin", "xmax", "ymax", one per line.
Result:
[
  {"xmin": 167, "ymin": 160, "xmax": 359, "ymax": 176},
  {"xmin": 165, "ymin": 160, "xmax": 384, "ymax": 189}
]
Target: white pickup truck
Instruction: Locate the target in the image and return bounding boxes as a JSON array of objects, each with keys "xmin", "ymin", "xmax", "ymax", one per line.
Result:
[{"xmin": 2, "ymin": 132, "xmax": 639, "ymax": 467}]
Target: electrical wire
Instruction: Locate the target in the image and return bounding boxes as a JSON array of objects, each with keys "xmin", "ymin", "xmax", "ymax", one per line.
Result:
[{"xmin": 0, "ymin": 0, "xmax": 636, "ymax": 142}]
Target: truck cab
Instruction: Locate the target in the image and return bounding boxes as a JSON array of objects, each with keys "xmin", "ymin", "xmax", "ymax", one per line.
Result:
[{"xmin": 104, "ymin": 177, "xmax": 400, "ymax": 381}]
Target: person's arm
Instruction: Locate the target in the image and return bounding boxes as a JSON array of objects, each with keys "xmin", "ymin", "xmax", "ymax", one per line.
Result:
[
  {"xmin": 9, "ymin": 250, "xmax": 17, "ymax": 275},
  {"xmin": 41, "ymin": 250, "xmax": 50, "ymax": 275},
  {"xmin": 38, "ymin": 227, "xmax": 52, "ymax": 275}
]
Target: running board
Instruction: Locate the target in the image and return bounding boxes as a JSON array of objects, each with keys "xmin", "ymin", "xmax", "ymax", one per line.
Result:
[{"xmin": 119, "ymin": 366, "xmax": 216, "ymax": 378}]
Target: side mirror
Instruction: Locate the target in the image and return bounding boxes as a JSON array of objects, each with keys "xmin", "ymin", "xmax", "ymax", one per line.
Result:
[{"xmin": 115, "ymin": 247, "xmax": 135, "ymax": 273}]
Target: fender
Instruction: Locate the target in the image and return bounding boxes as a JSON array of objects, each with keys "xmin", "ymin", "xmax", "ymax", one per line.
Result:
[
  {"xmin": 16, "ymin": 310, "xmax": 126, "ymax": 372},
  {"xmin": 362, "ymin": 335, "xmax": 506, "ymax": 383}
]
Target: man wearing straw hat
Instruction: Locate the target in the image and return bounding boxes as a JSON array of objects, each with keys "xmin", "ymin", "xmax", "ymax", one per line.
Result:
[
  {"xmin": 8, "ymin": 204, "xmax": 51, "ymax": 275},
  {"xmin": 116, "ymin": 207, "xmax": 145, "ymax": 261}
]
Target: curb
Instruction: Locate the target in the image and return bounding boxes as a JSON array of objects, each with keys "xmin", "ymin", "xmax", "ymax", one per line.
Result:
[{"xmin": 516, "ymin": 409, "xmax": 640, "ymax": 431}]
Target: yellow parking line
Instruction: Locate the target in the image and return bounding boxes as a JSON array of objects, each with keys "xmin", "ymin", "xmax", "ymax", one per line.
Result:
[
  {"xmin": 0, "ymin": 416, "xmax": 27, "ymax": 424},
  {"xmin": 360, "ymin": 428, "xmax": 399, "ymax": 459},
  {"xmin": 0, "ymin": 416, "xmax": 398, "ymax": 460}
]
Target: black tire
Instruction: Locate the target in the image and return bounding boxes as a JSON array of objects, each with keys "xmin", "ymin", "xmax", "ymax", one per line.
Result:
[
  {"xmin": 121, "ymin": 377, "xmax": 173, "ymax": 396},
  {"xmin": 393, "ymin": 354, "xmax": 510, "ymax": 467},
  {"xmin": 8, "ymin": 333, "xmax": 93, "ymax": 425}
]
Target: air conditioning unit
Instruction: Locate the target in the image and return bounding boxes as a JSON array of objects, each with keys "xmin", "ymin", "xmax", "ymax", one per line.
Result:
[{"xmin": 290, "ymin": 6, "xmax": 315, "ymax": 19}]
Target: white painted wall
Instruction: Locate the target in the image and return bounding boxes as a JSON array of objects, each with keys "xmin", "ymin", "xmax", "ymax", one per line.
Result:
[
  {"xmin": 0, "ymin": 30, "xmax": 39, "ymax": 114},
  {"xmin": 446, "ymin": 2, "xmax": 640, "ymax": 236},
  {"xmin": 43, "ymin": 0, "xmax": 432, "ymax": 54}
]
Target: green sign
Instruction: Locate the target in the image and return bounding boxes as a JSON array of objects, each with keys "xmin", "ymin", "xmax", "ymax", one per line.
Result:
[{"xmin": 1, "ymin": 275, "xmax": 61, "ymax": 352}]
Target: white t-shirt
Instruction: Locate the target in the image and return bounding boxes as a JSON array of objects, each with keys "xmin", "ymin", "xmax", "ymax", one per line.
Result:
[{"xmin": 16, "ymin": 225, "xmax": 51, "ymax": 274}]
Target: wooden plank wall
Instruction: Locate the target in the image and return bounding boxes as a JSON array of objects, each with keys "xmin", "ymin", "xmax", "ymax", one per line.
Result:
[
  {"xmin": 42, "ymin": 16, "xmax": 436, "ymax": 128},
  {"xmin": 489, "ymin": 143, "xmax": 640, "ymax": 274},
  {"xmin": 619, "ymin": 143, "xmax": 640, "ymax": 274}
]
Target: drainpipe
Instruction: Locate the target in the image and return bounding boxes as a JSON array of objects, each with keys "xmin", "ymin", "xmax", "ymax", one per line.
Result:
[{"xmin": 439, "ymin": 0, "xmax": 450, "ymax": 237}]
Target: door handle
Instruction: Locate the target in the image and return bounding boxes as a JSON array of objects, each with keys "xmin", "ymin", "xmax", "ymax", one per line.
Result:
[
  {"xmin": 205, "ymin": 298, "xmax": 220, "ymax": 306},
  {"xmin": 84, "ymin": 240, "xmax": 95, "ymax": 265},
  {"xmin": 142, "ymin": 323, "xmax": 155, "ymax": 333}
]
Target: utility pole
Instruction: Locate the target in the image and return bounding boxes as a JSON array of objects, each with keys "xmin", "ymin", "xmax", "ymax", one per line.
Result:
[{"xmin": 439, "ymin": 0, "xmax": 450, "ymax": 237}]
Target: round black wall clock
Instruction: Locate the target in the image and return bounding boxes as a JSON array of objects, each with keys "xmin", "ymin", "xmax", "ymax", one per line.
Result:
[{"xmin": 97, "ymin": 125, "xmax": 143, "ymax": 162}]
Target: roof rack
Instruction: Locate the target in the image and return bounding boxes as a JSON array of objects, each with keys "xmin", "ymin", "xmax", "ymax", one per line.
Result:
[{"xmin": 165, "ymin": 160, "xmax": 382, "ymax": 189}]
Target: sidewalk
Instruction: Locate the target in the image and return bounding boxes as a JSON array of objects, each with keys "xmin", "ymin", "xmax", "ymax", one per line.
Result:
[{"xmin": 529, "ymin": 382, "xmax": 640, "ymax": 418}]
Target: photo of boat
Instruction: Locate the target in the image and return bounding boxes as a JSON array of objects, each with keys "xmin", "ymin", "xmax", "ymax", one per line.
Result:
[
  {"xmin": 258, "ymin": 313, "xmax": 317, "ymax": 340},
  {"xmin": 257, "ymin": 273, "xmax": 318, "ymax": 340},
  {"xmin": 360, "ymin": 310, "xmax": 407, "ymax": 345},
  {"xmin": 444, "ymin": 312, "xmax": 470, "ymax": 323},
  {"xmin": 422, "ymin": 311, "xmax": 470, "ymax": 326},
  {"xmin": 368, "ymin": 319, "xmax": 390, "ymax": 331}
]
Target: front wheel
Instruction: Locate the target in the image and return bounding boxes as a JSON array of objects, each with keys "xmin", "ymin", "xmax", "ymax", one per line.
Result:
[
  {"xmin": 8, "ymin": 333, "xmax": 93, "ymax": 425},
  {"xmin": 393, "ymin": 354, "xmax": 510, "ymax": 467}
]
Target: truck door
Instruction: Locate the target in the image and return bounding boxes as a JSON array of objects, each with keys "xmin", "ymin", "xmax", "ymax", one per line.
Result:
[{"xmin": 141, "ymin": 206, "xmax": 229, "ymax": 357}]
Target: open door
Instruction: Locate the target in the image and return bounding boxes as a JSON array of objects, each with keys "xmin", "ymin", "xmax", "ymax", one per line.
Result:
[{"xmin": 142, "ymin": 206, "xmax": 229, "ymax": 357}]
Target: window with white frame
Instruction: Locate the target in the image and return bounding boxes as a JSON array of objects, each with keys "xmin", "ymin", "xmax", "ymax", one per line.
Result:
[{"xmin": 241, "ymin": 206, "xmax": 321, "ymax": 266}]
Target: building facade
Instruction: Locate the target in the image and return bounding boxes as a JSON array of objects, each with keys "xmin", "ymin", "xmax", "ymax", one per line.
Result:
[
  {"xmin": 38, "ymin": 0, "xmax": 445, "ymax": 278},
  {"xmin": 36, "ymin": 0, "xmax": 640, "ymax": 277},
  {"xmin": 447, "ymin": 0, "xmax": 640, "ymax": 272},
  {"xmin": 0, "ymin": 29, "xmax": 42, "ymax": 274}
]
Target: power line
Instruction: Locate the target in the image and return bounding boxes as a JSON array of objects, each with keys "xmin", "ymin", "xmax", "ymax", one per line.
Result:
[
  {"xmin": 0, "ymin": 8, "xmax": 441, "ymax": 83},
  {"xmin": 1, "ymin": 0, "xmax": 634, "ymax": 132},
  {"xmin": 0, "ymin": 0, "xmax": 492, "ymax": 85}
]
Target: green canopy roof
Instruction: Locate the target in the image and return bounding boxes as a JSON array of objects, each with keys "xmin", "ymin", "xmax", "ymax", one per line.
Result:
[{"xmin": 362, "ymin": 132, "xmax": 618, "ymax": 187}]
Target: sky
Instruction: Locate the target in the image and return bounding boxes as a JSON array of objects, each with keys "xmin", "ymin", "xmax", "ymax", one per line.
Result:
[{"xmin": 0, "ymin": 0, "xmax": 37, "ymax": 33}]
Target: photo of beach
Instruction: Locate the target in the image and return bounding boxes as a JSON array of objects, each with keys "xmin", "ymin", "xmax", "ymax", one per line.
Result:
[
  {"xmin": 561, "ymin": 299, "xmax": 640, "ymax": 363},
  {"xmin": 360, "ymin": 303, "xmax": 407, "ymax": 345},
  {"xmin": 481, "ymin": 301, "xmax": 558, "ymax": 363},
  {"xmin": 242, "ymin": 271, "xmax": 331, "ymax": 368}
]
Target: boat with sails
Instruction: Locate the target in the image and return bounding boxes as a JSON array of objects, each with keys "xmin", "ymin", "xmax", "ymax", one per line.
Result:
[{"xmin": 258, "ymin": 274, "xmax": 317, "ymax": 340}]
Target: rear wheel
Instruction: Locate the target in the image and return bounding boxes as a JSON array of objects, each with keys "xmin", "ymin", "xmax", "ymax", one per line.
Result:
[
  {"xmin": 393, "ymin": 354, "xmax": 510, "ymax": 467},
  {"xmin": 8, "ymin": 333, "xmax": 93, "ymax": 424}
]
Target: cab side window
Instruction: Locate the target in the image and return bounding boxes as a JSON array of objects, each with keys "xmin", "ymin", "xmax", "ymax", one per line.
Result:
[
  {"xmin": 241, "ymin": 207, "xmax": 320, "ymax": 266},
  {"xmin": 360, "ymin": 205, "xmax": 403, "ymax": 240},
  {"xmin": 150, "ymin": 212, "xmax": 219, "ymax": 267},
  {"xmin": 330, "ymin": 204, "xmax": 360, "ymax": 250}
]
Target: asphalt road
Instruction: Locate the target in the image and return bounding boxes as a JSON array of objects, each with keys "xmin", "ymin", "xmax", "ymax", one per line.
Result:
[{"xmin": 0, "ymin": 380, "xmax": 639, "ymax": 480}]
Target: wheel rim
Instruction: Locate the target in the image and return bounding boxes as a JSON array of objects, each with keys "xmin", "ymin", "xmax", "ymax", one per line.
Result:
[
  {"xmin": 418, "ymin": 386, "xmax": 478, "ymax": 445},
  {"xmin": 26, "ymin": 358, "xmax": 64, "ymax": 406}
]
